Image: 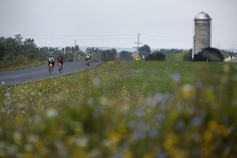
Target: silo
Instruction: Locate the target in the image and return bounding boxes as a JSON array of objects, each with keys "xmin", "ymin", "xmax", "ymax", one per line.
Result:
[{"xmin": 193, "ymin": 12, "xmax": 212, "ymax": 58}]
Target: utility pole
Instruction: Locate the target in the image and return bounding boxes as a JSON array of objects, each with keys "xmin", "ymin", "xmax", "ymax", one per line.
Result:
[
  {"xmin": 133, "ymin": 33, "xmax": 143, "ymax": 54},
  {"xmin": 74, "ymin": 40, "xmax": 76, "ymax": 62}
]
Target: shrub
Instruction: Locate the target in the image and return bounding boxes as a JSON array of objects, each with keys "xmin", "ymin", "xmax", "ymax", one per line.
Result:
[
  {"xmin": 193, "ymin": 47, "xmax": 224, "ymax": 62},
  {"xmin": 145, "ymin": 51, "xmax": 166, "ymax": 61}
]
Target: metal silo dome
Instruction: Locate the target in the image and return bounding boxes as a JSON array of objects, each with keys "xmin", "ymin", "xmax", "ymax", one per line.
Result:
[{"xmin": 194, "ymin": 12, "xmax": 211, "ymax": 20}]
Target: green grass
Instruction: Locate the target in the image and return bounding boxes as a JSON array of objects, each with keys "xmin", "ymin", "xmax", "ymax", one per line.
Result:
[
  {"xmin": 0, "ymin": 58, "xmax": 45, "ymax": 72},
  {"xmin": 0, "ymin": 61, "xmax": 236, "ymax": 158}
]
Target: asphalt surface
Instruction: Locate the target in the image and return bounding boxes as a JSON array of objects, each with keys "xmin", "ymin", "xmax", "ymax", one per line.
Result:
[{"xmin": 0, "ymin": 62, "xmax": 102, "ymax": 87}]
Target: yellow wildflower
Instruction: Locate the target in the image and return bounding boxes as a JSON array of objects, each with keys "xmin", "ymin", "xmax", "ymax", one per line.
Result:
[
  {"xmin": 16, "ymin": 114, "xmax": 24, "ymax": 125},
  {"xmin": 181, "ymin": 84, "xmax": 194, "ymax": 99}
]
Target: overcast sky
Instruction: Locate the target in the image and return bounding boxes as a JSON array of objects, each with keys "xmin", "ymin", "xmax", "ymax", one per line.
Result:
[{"xmin": 0, "ymin": 0, "xmax": 237, "ymax": 50}]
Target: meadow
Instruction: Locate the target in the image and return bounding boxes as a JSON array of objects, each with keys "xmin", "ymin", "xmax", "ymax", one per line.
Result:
[
  {"xmin": 0, "ymin": 58, "xmax": 45, "ymax": 72},
  {"xmin": 0, "ymin": 61, "xmax": 236, "ymax": 158}
]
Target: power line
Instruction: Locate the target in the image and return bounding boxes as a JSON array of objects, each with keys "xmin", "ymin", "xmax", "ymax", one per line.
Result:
[
  {"xmin": 1, "ymin": 33, "xmax": 236, "ymax": 47},
  {"xmin": 0, "ymin": 34, "xmax": 136, "ymax": 37}
]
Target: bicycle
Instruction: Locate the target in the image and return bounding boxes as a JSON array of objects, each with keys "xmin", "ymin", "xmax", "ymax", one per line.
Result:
[
  {"xmin": 86, "ymin": 59, "xmax": 90, "ymax": 67},
  {"xmin": 58, "ymin": 62, "xmax": 63, "ymax": 73},
  {"xmin": 48, "ymin": 63, "xmax": 53, "ymax": 75}
]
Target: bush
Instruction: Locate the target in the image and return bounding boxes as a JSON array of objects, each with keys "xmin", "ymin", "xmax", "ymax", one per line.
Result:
[
  {"xmin": 101, "ymin": 49, "xmax": 117, "ymax": 61},
  {"xmin": 193, "ymin": 47, "xmax": 224, "ymax": 62},
  {"xmin": 145, "ymin": 51, "xmax": 166, "ymax": 61},
  {"xmin": 183, "ymin": 49, "xmax": 192, "ymax": 61},
  {"xmin": 120, "ymin": 51, "xmax": 134, "ymax": 61}
]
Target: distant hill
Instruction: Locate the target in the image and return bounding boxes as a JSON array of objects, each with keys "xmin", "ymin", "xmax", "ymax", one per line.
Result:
[{"xmin": 79, "ymin": 47, "xmax": 136, "ymax": 52}]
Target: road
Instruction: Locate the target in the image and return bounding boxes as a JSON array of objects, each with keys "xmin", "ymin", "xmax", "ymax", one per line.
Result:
[{"xmin": 0, "ymin": 62, "xmax": 102, "ymax": 87}]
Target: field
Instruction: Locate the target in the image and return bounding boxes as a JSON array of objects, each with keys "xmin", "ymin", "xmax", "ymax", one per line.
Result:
[
  {"xmin": 0, "ymin": 61, "xmax": 236, "ymax": 158},
  {"xmin": 0, "ymin": 58, "xmax": 45, "ymax": 72}
]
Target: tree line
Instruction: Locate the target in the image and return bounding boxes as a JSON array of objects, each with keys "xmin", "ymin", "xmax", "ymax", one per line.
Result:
[
  {"xmin": 0, "ymin": 35, "xmax": 118, "ymax": 62},
  {"xmin": 0, "ymin": 35, "xmax": 232, "ymax": 62}
]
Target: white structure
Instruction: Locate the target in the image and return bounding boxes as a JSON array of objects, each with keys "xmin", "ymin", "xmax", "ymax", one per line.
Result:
[{"xmin": 193, "ymin": 12, "xmax": 212, "ymax": 58}]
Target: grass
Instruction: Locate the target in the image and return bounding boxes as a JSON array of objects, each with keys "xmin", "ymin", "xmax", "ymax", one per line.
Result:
[
  {"xmin": 0, "ymin": 61, "xmax": 236, "ymax": 158},
  {"xmin": 0, "ymin": 58, "xmax": 45, "ymax": 72}
]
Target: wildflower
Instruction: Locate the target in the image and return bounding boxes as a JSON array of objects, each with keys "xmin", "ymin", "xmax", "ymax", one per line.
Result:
[
  {"xmin": 175, "ymin": 121, "xmax": 185, "ymax": 130},
  {"xmin": 181, "ymin": 84, "xmax": 194, "ymax": 99},
  {"xmin": 87, "ymin": 98, "xmax": 94, "ymax": 106},
  {"xmin": 204, "ymin": 130, "xmax": 212, "ymax": 141},
  {"xmin": 177, "ymin": 105, "xmax": 184, "ymax": 114},
  {"xmin": 208, "ymin": 120, "xmax": 218, "ymax": 131},
  {"xmin": 163, "ymin": 134, "xmax": 177, "ymax": 150},
  {"xmin": 192, "ymin": 117, "xmax": 202, "ymax": 127},
  {"xmin": 93, "ymin": 78, "xmax": 100, "ymax": 87},
  {"xmin": 5, "ymin": 92, "xmax": 11, "ymax": 98},
  {"xmin": 149, "ymin": 128, "xmax": 158, "ymax": 137},
  {"xmin": 113, "ymin": 153, "xmax": 123, "ymax": 158},
  {"xmin": 188, "ymin": 106, "xmax": 196, "ymax": 115},
  {"xmin": 13, "ymin": 132, "xmax": 22, "ymax": 144},
  {"xmin": 27, "ymin": 134, "xmax": 39, "ymax": 144},
  {"xmin": 134, "ymin": 129, "xmax": 145, "ymax": 139},
  {"xmin": 135, "ymin": 108, "xmax": 145, "ymax": 117},
  {"xmin": 195, "ymin": 81, "xmax": 202, "ymax": 89},
  {"xmin": 158, "ymin": 152, "xmax": 167, "ymax": 158},
  {"xmin": 108, "ymin": 132, "xmax": 121, "ymax": 144},
  {"xmin": 156, "ymin": 113, "xmax": 165, "ymax": 123},
  {"xmin": 8, "ymin": 145, "xmax": 17, "ymax": 155},
  {"xmin": 24, "ymin": 144, "xmax": 33, "ymax": 152},
  {"xmin": 16, "ymin": 114, "xmax": 24, "ymax": 125},
  {"xmin": 117, "ymin": 125, "xmax": 128, "ymax": 138},
  {"xmin": 1, "ymin": 81, "xmax": 5, "ymax": 85},
  {"xmin": 45, "ymin": 108, "xmax": 58, "ymax": 118},
  {"xmin": 171, "ymin": 73, "xmax": 181, "ymax": 82},
  {"xmin": 147, "ymin": 98, "xmax": 156, "ymax": 107},
  {"xmin": 122, "ymin": 150, "xmax": 133, "ymax": 158},
  {"xmin": 75, "ymin": 136, "xmax": 89, "ymax": 147},
  {"xmin": 205, "ymin": 86, "xmax": 214, "ymax": 102},
  {"xmin": 128, "ymin": 120, "xmax": 136, "ymax": 128},
  {"xmin": 154, "ymin": 93, "xmax": 165, "ymax": 103},
  {"xmin": 93, "ymin": 106, "xmax": 103, "ymax": 118}
]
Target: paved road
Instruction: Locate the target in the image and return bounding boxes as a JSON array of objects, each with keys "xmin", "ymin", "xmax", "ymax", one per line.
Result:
[{"xmin": 0, "ymin": 62, "xmax": 102, "ymax": 87}]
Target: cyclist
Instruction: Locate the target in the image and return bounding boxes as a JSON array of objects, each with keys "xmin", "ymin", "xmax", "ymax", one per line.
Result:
[
  {"xmin": 58, "ymin": 55, "xmax": 63, "ymax": 71},
  {"xmin": 48, "ymin": 55, "xmax": 55, "ymax": 71},
  {"xmin": 86, "ymin": 54, "xmax": 91, "ymax": 61},
  {"xmin": 86, "ymin": 54, "xmax": 90, "ymax": 65}
]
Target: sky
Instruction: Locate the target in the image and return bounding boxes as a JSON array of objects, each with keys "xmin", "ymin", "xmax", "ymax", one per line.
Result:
[{"xmin": 0, "ymin": 0, "xmax": 237, "ymax": 50}]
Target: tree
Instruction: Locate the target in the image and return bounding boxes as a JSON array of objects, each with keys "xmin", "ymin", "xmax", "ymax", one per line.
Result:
[
  {"xmin": 60, "ymin": 45, "xmax": 83, "ymax": 62},
  {"xmin": 138, "ymin": 44, "xmax": 151, "ymax": 59},
  {"xmin": 3, "ymin": 37, "xmax": 19, "ymax": 59},
  {"xmin": 193, "ymin": 47, "xmax": 224, "ymax": 62},
  {"xmin": 101, "ymin": 49, "xmax": 117, "ymax": 61},
  {"xmin": 145, "ymin": 50, "xmax": 165, "ymax": 61},
  {"xmin": 120, "ymin": 51, "xmax": 134, "ymax": 61},
  {"xmin": 20, "ymin": 38, "xmax": 39, "ymax": 59},
  {"xmin": 0, "ymin": 37, "xmax": 5, "ymax": 60},
  {"xmin": 183, "ymin": 49, "xmax": 192, "ymax": 61},
  {"xmin": 193, "ymin": 53, "xmax": 204, "ymax": 61},
  {"xmin": 1, "ymin": 35, "xmax": 41, "ymax": 60},
  {"xmin": 201, "ymin": 47, "xmax": 224, "ymax": 62}
]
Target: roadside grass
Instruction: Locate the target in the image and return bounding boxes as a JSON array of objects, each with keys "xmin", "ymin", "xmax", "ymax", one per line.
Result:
[
  {"xmin": 0, "ymin": 58, "xmax": 46, "ymax": 72},
  {"xmin": 0, "ymin": 61, "xmax": 236, "ymax": 157}
]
